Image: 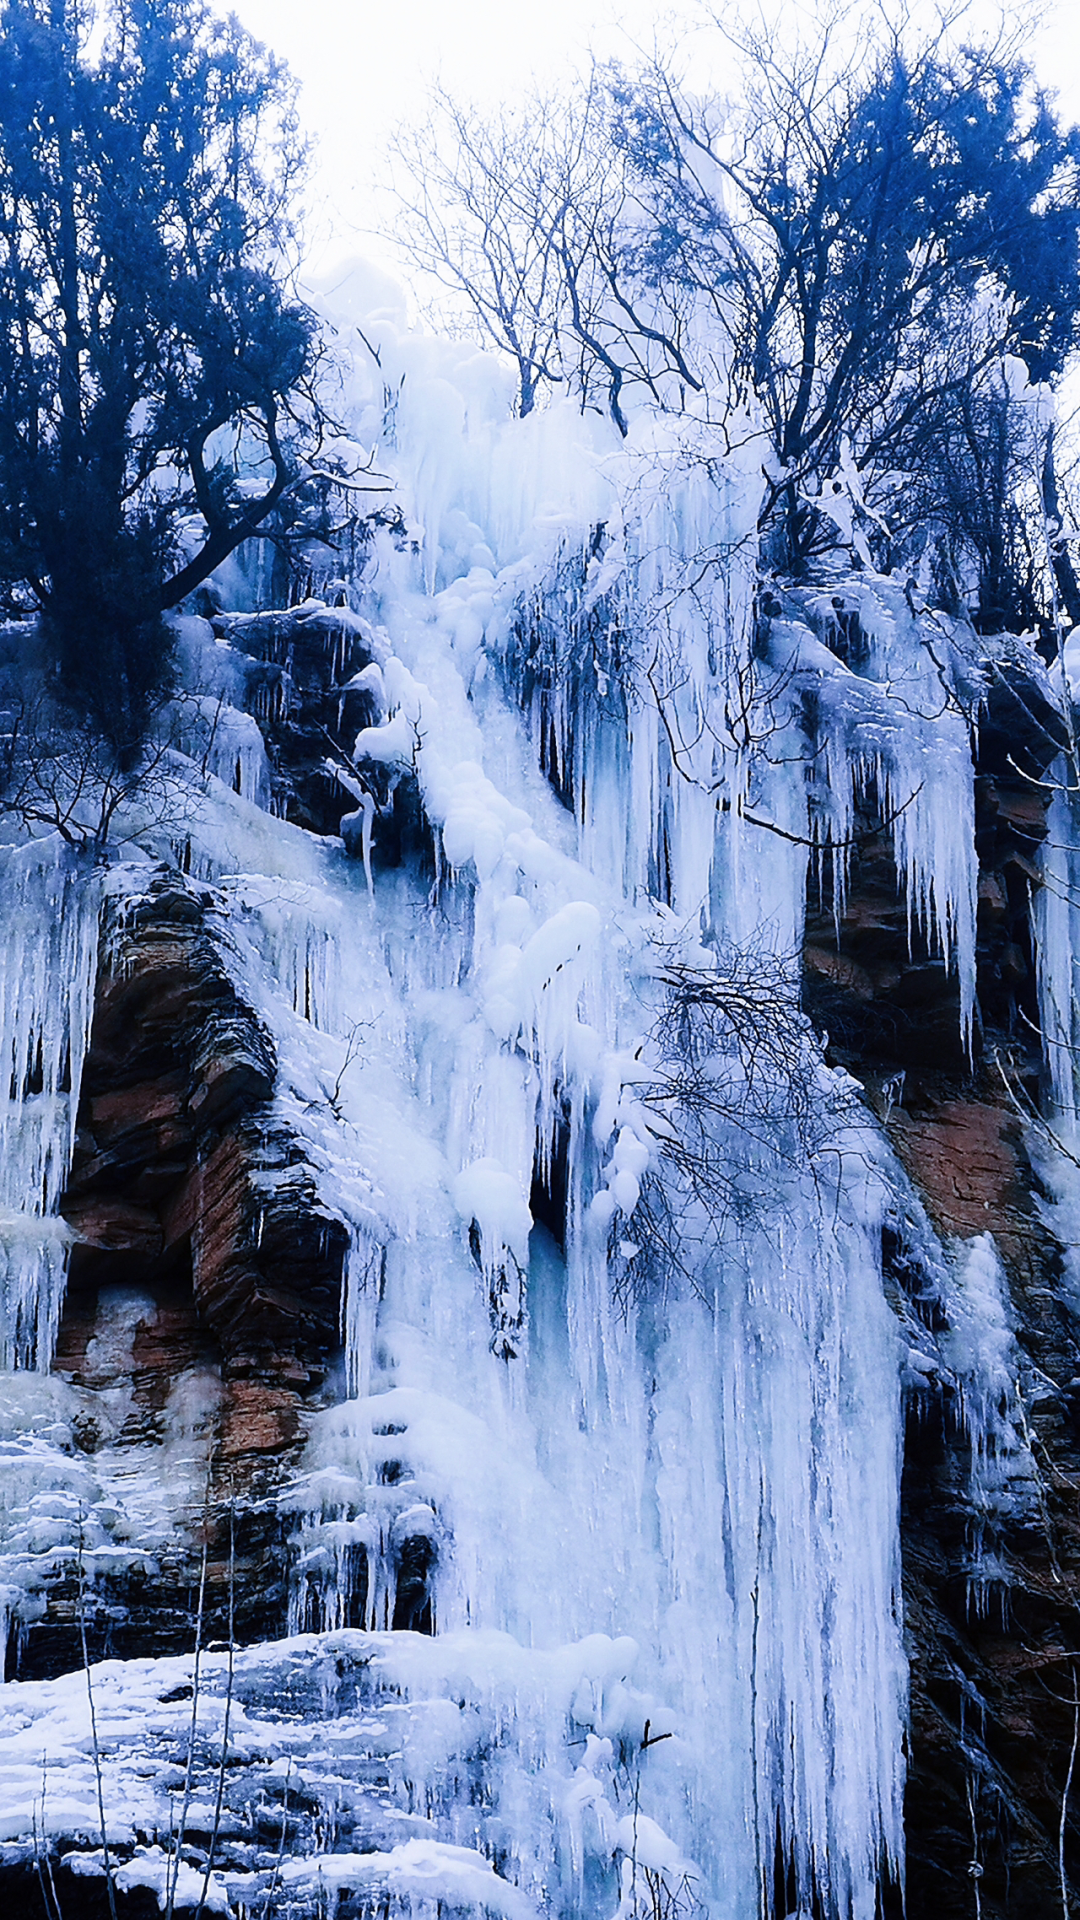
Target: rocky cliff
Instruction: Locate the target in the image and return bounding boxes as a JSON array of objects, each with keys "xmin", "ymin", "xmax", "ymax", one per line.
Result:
[{"xmin": 804, "ymin": 640, "xmax": 1080, "ymax": 1916}]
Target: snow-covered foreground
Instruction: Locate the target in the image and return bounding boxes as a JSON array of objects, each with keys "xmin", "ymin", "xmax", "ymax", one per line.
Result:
[
  {"xmin": 0, "ymin": 1628, "xmax": 687, "ymax": 1920},
  {"xmin": 1, "ymin": 261, "xmax": 1058, "ymax": 1918}
]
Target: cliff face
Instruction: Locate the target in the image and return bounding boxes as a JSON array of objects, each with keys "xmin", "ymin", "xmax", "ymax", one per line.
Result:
[
  {"xmin": 15, "ymin": 870, "xmax": 348, "ymax": 1677},
  {"xmin": 804, "ymin": 650, "xmax": 1080, "ymax": 1916},
  {"xmin": 5, "ymin": 601, "xmax": 1078, "ymax": 1917},
  {"xmin": 1, "ymin": 598, "xmax": 422, "ymax": 1704}
]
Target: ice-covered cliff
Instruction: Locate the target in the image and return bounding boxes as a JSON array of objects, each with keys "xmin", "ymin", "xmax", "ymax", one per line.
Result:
[{"xmin": 2, "ymin": 262, "xmax": 1080, "ymax": 1920}]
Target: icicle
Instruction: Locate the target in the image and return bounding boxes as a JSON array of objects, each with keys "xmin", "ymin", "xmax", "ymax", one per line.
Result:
[
  {"xmin": 938, "ymin": 1234, "xmax": 1038, "ymax": 1617},
  {"xmin": 1035, "ymin": 775, "xmax": 1079, "ymax": 1122},
  {"xmin": 343, "ymin": 1232, "xmax": 383, "ymax": 1401},
  {"xmin": 782, "ymin": 582, "xmax": 980, "ymax": 1044},
  {"xmin": 0, "ymin": 840, "xmax": 100, "ymax": 1369}
]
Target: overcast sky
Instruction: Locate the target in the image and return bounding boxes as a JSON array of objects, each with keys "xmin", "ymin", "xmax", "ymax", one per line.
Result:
[
  {"xmin": 229, "ymin": 0, "xmax": 678, "ymax": 281},
  {"xmin": 227, "ymin": 0, "xmax": 1080, "ymax": 292}
]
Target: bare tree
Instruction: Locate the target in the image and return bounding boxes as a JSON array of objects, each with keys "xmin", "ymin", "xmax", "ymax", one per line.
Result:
[
  {"xmin": 609, "ymin": 9, "xmax": 1080, "ymax": 583},
  {"xmin": 386, "ymin": 6, "xmax": 1080, "ymax": 628},
  {"xmin": 609, "ymin": 947, "xmax": 859, "ymax": 1309},
  {"xmin": 387, "ymin": 78, "xmax": 710, "ymax": 434},
  {"xmin": 388, "ymin": 85, "xmax": 582, "ymax": 418}
]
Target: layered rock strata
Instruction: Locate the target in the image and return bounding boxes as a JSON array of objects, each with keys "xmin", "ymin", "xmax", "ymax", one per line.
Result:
[{"xmin": 15, "ymin": 872, "xmax": 349, "ymax": 1678}]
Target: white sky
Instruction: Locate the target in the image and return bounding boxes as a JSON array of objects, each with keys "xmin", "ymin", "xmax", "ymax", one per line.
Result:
[
  {"xmin": 228, "ymin": 0, "xmax": 1080, "ymax": 289},
  {"xmin": 230, "ymin": 0, "xmax": 680, "ymax": 280}
]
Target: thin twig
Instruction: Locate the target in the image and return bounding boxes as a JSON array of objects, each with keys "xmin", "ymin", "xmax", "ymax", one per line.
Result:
[
  {"xmin": 39, "ymin": 1753, "xmax": 64, "ymax": 1920},
  {"xmin": 994, "ymin": 1048, "xmax": 1080, "ymax": 1176},
  {"xmin": 259, "ymin": 1760, "xmax": 293, "ymax": 1920},
  {"xmin": 1061, "ymin": 1662, "xmax": 1079, "ymax": 1920},
  {"xmin": 77, "ymin": 1518, "xmax": 118, "ymax": 1920},
  {"xmin": 194, "ymin": 1505, "xmax": 236, "ymax": 1920},
  {"xmin": 967, "ymin": 1775, "xmax": 983, "ymax": 1920},
  {"xmin": 33, "ymin": 1760, "xmax": 63, "ymax": 1920},
  {"xmin": 165, "ymin": 1528, "xmax": 209, "ymax": 1920},
  {"xmin": 740, "ymin": 780, "xmax": 923, "ymax": 850}
]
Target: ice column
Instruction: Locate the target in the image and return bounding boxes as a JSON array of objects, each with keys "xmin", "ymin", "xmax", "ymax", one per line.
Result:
[
  {"xmin": 938, "ymin": 1234, "xmax": 1037, "ymax": 1614},
  {"xmin": 0, "ymin": 839, "xmax": 100, "ymax": 1368},
  {"xmin": 1036, "ymin": 778, "xmax": 1080, "ymax": 1124}
]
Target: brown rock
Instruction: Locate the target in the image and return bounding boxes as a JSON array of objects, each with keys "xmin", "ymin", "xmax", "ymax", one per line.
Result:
[
  {"xmin": 215, "ymin": 1380, "xmax": 303, "ymax": 1458},
  {"xmin": 38, "ymin": 869, "xmax": 349, "ymax": 1673},
  {"xmin": 977, "ymin": 872, "xmax": 1008, "ymax": 922},
  {"xmin": 1002, "ymin": 847, "xmax": 1042, "ymax": 886},
  {"xmin": 189, "ymin": 1050, "xmax": 272, "ymax": 1123},
  {"xmin": 61, "ymin": 1196, "xmax": 163, "ymax": 1254},
  {"xmin": 88, "ymin": 1077, "xmax": 186, "ymax": 1133},
  {"xmin": 993, "ymin": 783, "xmax": 1049, "ymax": 834},
  {"xmin": 803, "ymin": 944, "xmax": 875, "ymax": 999}
]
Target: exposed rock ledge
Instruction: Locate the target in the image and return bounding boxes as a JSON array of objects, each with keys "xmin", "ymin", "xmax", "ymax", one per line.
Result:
[{"xmin": 15, "ymin": 871, "xmax": 349, "ymax": 1679}]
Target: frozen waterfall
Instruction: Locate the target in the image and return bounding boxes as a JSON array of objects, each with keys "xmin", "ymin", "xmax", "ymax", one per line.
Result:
[{"xmin": 0, "ymin": 269, "xmax": 1013, "ymax": 1920}]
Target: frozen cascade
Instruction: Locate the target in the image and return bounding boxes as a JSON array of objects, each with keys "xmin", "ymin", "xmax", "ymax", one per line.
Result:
[
  {"xmin": 795, "ymin": 582, "xmax": 980, "ymax": 1043},
  {"xmin": 262, "ymin": 342, "xmax": 912, "ymax": 1911},
  {"xmin": 1028, "ymin": 756, "xmax": 1080, "ymax": 1377},
  {"xmin": 0, "ymin": 274, "xmax": 1012, "ymax": 1920},
  {"xmin": 482, "ymin": 433, "xmax": 978, "ymax": 1031},
  {"xmin": 0, "ymin": 838, "xmax": 100, "ymax": 1370},
  {"xmin": 1030, "ymin": 770, "xmax": 1080, "ymax": 1316}
]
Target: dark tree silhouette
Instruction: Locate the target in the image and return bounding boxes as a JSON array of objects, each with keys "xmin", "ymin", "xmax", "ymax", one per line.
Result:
[
  {"xmin": 610, "ymin": 22, "xmax": 1080, "ymax": 603},
  {"xmin": 0, "ymin": 0, "xmax": 319, "ymax": 757},
  {"xmin": 388, "ymin": 11, "xmax": 1080, "ymax": 635}
]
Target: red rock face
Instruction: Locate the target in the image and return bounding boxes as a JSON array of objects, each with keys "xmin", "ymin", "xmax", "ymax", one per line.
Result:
[
  {"xmin": 889, "ymin": 1083, "xmax": 1080, "ymax": 1920},
  {"xmin": 25, "ymin": 871, "xmax": 349, "ymax": 1676},
  {"xmin": 804, "ymin": 654, "xmax": 1080, "ymax": 1915},
  {"xmin": 891, "ymin": 1101, "xmax": 1026, "ymax": 1242},
  {"xmin": 61, "ymin": 877, "xmax": 347, "ymax": 1363}
]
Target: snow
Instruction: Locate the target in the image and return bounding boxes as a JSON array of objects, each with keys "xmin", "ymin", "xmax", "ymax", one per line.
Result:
[
  {"xmin": 0, "ymin": 1630, "xmax": 688, "ymax": 1917},
  {"xmin": 0, "ymin": 1360, "xmax": 222, "ymax": 1676},
  {"xmin": 275, "ymin": 1839, "xmax": 539, "ymax": 1920},
  {"xmin": 64, "ymin": 1836, "xmax": 536, "ymax": 1920},
  {"xmin": 453, "ymin": 1161, "xmax": 532, "ymax": 1269}
]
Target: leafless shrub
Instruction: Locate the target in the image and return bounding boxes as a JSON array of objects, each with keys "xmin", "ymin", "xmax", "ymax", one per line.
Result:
[
  {"xmin": 613, "ymin": 947, "xmax": 859, "ymax": 1307},
  {"xmin": 33, "ymin": 1756, "xmax": 64, "ymax": 1920},
  {"xmin": 193, "ymin": 1506, "xmax": 237, "ymax": 1920},
  {"xmin": 0, "ymin": 669, "xmax": 202, "ymax": 852},
  {"xmin": 165, "ymin": 1529, "xmax": 209, "ymax": 1920}
]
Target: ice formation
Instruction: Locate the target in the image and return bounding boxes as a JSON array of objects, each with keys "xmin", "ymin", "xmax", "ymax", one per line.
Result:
[
  {"xmin": 0, "ymin": 841, "xmax": 100, "ymax": 1370},
  {"xmin": 1036, "ymin": 776, "xmax": 1080, "ymax": 1124},
  {"xmin": 0, "ymin": 260, "xmax": 1048, "ymax": 1920},
  {"xmin": 1030, "ymin": 769, "xmax": 1080, "ymax": 1322},
  {"xmin": 936, "ymin": 1234, "xmax": 1039, "ymax": 1616}
]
